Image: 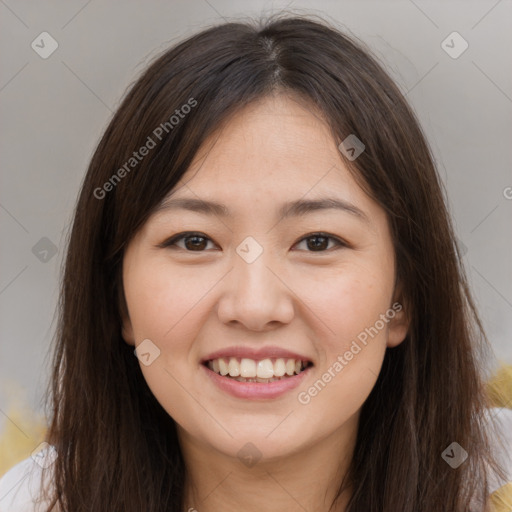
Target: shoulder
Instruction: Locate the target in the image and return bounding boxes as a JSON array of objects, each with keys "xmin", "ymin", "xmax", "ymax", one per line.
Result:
[
  {"xmin": 0, "ymin": 443, "xmax": 56, "ymax": 512},
  {"xmin": 487, "ymin": 407, "xmax": 512, "ymax": 498},
  {"xmin": 1, "ymin": 419, "xmax": 510, "ymax": 510}
]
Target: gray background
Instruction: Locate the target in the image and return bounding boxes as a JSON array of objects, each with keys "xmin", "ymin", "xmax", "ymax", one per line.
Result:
[{"xmin": 1, "ymin": 0, "xmax": 511, "ymax": 433}]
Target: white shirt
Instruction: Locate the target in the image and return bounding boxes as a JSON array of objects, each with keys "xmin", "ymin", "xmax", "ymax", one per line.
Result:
[
  {"xmin": 0, "ymin": 443, "xmax": 56, "ymax": 511},
  {"xmin": 1, "ymin": 407, "xmax": 512, "ymax": 511}
]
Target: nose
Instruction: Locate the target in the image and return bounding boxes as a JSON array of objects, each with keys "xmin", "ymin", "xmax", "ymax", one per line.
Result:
[{"xmin": 216, "ymin": 242, "xmax": 295, "ymax": 332}]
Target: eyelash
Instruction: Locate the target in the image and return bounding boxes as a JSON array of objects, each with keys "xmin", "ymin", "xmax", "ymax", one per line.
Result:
[{"xmin": 158, "ymin": 231, "xmax": 348, "ymax": 253}]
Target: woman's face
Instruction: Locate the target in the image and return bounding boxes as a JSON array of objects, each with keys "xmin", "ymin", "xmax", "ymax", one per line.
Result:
[{"xmin": 121, "ymin": 93, "xmax": 408, "ymax": 462}]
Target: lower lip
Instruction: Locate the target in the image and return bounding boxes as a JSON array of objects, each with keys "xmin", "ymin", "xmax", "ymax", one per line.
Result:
[{"xmin": 201, "ymin": 364, "xmax": 312, "ymax": 399}]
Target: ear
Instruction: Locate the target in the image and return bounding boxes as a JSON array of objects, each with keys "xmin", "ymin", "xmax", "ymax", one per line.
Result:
[
  {"xmin": 121, "ymin": 314, "xmax": 135, "ymax": 346},
  {"xmin": 118, "ymin": 283, "xmax": 135, "ymax": 346},
  {"xmin": 386, "ymin": 281, "xmax": 410, "ymax": 348}
]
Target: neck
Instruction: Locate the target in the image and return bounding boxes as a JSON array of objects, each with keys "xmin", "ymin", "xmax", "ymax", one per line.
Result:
[{"xmin": 179, "ymin": 414, "xmax": 358, "ymax": 512}]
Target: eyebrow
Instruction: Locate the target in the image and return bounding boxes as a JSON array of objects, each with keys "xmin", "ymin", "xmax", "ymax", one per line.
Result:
[{"xmin": 155, "ymin": 196, "xmax": 370, "ymax": 224}]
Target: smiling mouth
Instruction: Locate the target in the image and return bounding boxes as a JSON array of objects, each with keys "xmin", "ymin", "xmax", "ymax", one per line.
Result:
[{"xmin": 203, "ymin": 357, "xmax": 313, "ymax": 383}]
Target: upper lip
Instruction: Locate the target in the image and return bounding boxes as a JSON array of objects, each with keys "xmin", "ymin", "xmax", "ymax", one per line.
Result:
[{"xmin": 201, "ymin": 346, "xmax": 313, "ymax": 364}]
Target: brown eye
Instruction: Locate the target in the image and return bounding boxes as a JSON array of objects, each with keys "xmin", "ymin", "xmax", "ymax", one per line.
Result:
[
  {"xmin": 160, "ymin": 231, "xmax": 346, "ymax": 253},
  {"xmin": 183, "ymin": 235, "xmax": 209, "ymax": 251},
  {"xmin": 294, "ymin": 233, "xmax": 345, "ymax": 252},
  {"xmin": 306, "ymin": 235, "xmax": 329, "ymax": 251},
  {"xmin": 160, "ymin": 232, "xmax": 216, "ymax": 251}
]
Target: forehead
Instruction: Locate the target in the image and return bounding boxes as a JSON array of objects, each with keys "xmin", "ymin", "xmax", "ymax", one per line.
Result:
[{"xmin": 167, "ymin": 94, "xmax": 369, "ymax": 211}]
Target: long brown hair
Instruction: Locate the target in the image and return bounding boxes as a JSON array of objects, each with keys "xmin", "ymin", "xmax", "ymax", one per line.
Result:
[{"xmin": 40, "ymin": 13, "xmax": 504, "ymax": 511}]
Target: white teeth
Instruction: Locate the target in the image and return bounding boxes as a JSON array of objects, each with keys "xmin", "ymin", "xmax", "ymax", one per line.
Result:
[
  {"xmin": 218, "ymin": 358, "xmax": 229, "ymax": 376},
  {"xmin": 207, "ymin": 356, "xmax": 309, "ymax": 380},
  {"xmin": 274, "ymin": 358, "xmax": 286, "ymax": 376},
  {"xmin": 256, "ymin": 359, "xmax": 274, "ymax": 379},
  {"xmin": 240, "ymin": 358, "xmax": 256, "ymax": 378},
  {"xmin": 228, "ymin": 357, "xmax": 240, "ymax": 377}
]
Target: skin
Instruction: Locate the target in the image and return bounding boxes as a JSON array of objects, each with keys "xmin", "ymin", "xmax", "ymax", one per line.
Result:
[{"xmin": 121, "ymin": 93, "xmax": 409, "ymax": 511}]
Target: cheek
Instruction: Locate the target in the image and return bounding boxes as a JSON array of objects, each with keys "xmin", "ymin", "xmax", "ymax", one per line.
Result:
[
  {"xmin": 300, "ymin": 261, "xmax": 394, "ymax": 352},
  {"xmin": 296, "ymin": 340, "xmax": 385, "ymax": 436},
  {"xmin": 124, "ymin": 264, "xmax": 211, "ymax": 428},
  {"xmin": 295, "ymin": 272, "xmax": 391, "ymax": 423},
  {"xmin": 124, "ymin": 262, "xmax": 208, "ymax": 343},
  {"xmin": 293, "ymin": 259, "xmax": 393, "ymax": 423}
]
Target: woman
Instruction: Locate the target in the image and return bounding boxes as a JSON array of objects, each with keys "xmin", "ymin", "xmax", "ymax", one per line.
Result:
[{"xmin": 1, "ymin": 14, "xmax": 510, "ymax": 512}]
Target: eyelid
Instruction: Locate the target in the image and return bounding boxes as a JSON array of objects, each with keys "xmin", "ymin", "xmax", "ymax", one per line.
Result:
[
  {"xmin": 292, "ymin": 231, "xmax": 348, "ymax": 251},
  {"xmin": 157, "ymin": 231, "xmax": 217, "ymax": 250},
  {"xmin": 158, "ymin": 231, "xmax": 349, "ymax": 252}
]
